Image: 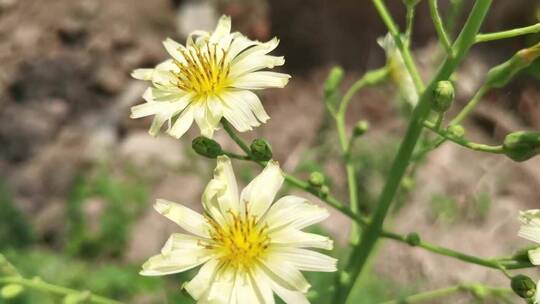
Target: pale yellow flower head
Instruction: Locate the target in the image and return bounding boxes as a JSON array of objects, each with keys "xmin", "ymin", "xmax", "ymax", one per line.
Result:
[
  {"xmin": 141, "ymin": 156, "xmax": 337, "ymax": 303},
  {"xmin": 518, "ymin": 209, "xmax": 540, "ymax": 265},
  {"xmin": 377, "ymin": 33, "xmax": 418, "ymax": 107},
  {"xmin": 131, "ymin": 16, "xmax": 290, "ymax": 139}
]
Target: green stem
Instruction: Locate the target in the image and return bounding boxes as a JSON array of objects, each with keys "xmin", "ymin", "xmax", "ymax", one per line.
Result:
[
  {"xmin": 338, "ymin": 1, "xmax": 493, "ymax": 302},
  {"xmin": 405, "ymin": 5, "xmax": 415, "ymax": 47},
  {"xmin": 381, "ymin": 283, "xmax": 512, "ymax": 304},
  {"xmin": 221, "ymin": 120, "xmax": 252, "ymax": 155},
  {"xmin": 429, "ymin": 0, "xmax": 453, "ymax": 55},
  {"xmin": 475, "ymin": 23, "xmax": 540, "ymax": 43},
  {"xmin": 336, "ymin": 67, "xmax": 389, "ymax": 242},
  {"xmin": 446, "ymin": 0, "xmax": 465, "ymax": 38},
  {"xmin": 0, "ymin": 276, "xmax": 121, "ymax": 304},
  {"xmin": 423, "ymin": 120, "xmax": 504, "ymax": 154},
  {"xmin": 450, "ymin": 85, "xmax": 489, "ymax": 125}
]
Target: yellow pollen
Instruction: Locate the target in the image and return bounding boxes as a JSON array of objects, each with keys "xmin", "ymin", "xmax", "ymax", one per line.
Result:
[
  {"xmin": 207, "ymin": 212, "xmax": 270, "ymax": 270},
  {"xmin": 173, "ymin": 42, "xmax": 231, "ymax": 99}
]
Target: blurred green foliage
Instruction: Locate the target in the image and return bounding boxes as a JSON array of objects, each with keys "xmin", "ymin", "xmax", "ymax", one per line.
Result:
[
  {"xmin": 65, "ymin": 166, "xmax": 148, "ymax": 258},
  {"xmin": 0, "ymin": 180, "xmax": 33, "ymax": 250}
]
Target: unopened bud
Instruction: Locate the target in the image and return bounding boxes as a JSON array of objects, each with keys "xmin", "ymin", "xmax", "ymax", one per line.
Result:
[
  {"xmin": 406, "ymin": 232, "xmax": 421, "ymax": 246},
  {"xmin": 486, "ymin": 42, "xmax": 540, "ymax": 88},
  {"xmin": 308, "ymin": 172, "xmax": 325, "ymax": 188},
  {"xmin": 1, "ymin": 284, "xmax": 23, "ymax": 299},
  {"xmin": 353, "ymin": 120, "xmax": 370, "ymax": 137},
  {"xmin": 324, "ymin": 66, "xmax": 344, "ymax": 101},
  {"xmin": 448, "ymin": 124, "xmax": 465, "ymax": 138},
  {"xmin": 320, "ymin": 185, "xmax": 329, "ymax": 197},
  {"xmin": 250, "ymin": 139, "xmax": 273, "ymax": 162},
  {"xmin": 503, "ymin": 131, "xmax": 540, "ymax": 162},
  {"xmin": 511, "ymin": 274, "xmax": 536, "ymax": 299},
  {"xmin": 432, "ymin": 81, "xmax": 455, "ymax": 113},
  {"xmin": 192, "ymin": 136, "xmax": 223, "ymax": 158}
]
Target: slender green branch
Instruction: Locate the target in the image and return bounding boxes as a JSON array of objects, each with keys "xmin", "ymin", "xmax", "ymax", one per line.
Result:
[
  {"xmin": 338, "ymin": 1, "xmax": 493, "ymax": 302},
  {"xmin": 475, "ymin": 23, "xmax": 540, "ymax": 43},
  {"xmin": 450, "ymin": 85, "xmax": 489, "ymax": 125},
  {"xmin": 221, "ymin": 120, "xmax": 251, "ymax": 155},
  {"xmin": 381, "ymin": 283, "xmax": 512, "ymax": 304},
  {"xmin": 0, "ymin": 276, "xmax": 121, "ymax": 304},
  {"xmin": 405, "ymin": 5, "xmax": 415, "ymax": 46},
  {"xmin": 429, "ymin": 0, "xmax": 453, "ymax": 55},
  {"xmin": 423, "ymin": 120, "xmax": 504, "ymax": 154},
  {"xmin": 446, "ymin": 0, "xmax": 465, "ymax": 38},
  {"xmin": 335, "ymin": 67, "xmax": 389, "ymax": 242}
]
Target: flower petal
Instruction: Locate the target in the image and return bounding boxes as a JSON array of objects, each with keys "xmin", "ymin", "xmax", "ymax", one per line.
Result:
[
  {"xmin": 259, "ymin": 259, "xmax": 310, "ymax": 293},
  {"xmin": 163, "ymin": 38, "xmax": 187, "ymax": 64},
  {"xmin": 210, "ymin": 15, "xmax": 231, "ymax": 44},
  {"xmin": 168, "ymin": 106, "xmax": 194, "ymax": 139},
  {"xmin": 270, "ymin": 248, "xmax": 337, "ymax": 272},
  {"xmin": 519, "ymin": 224, "xmax": 540, "ymax": 244},
  {"xmin": 263, "ymin": 195, "xmax": 329, "ymax": 232},
  {"xmin": 193, "ymin": 101, "xmax": 222, "ymax": 138},
  {"xmin": 232, "ymin": 71, "xmax": 291, "ymax": 90},
  {"xmin": 202, "ymin": 156, "xmax": 241, "ymax": 223},
  {"xmin": 161, "ymin": 233, "xmax": 210, "ymax": 254},
  {"xmin": 232, "ymin": 37, "xmax": 280, "ymax": 64},
  {"xmin": 140, "ymin": 249, "xmax": 212, "ymax": 276},
  {"xmin": 269, "ymin": 228, "xmax": 333, "ymax": 250},
  {"xmin": 154, "ymin": 199, "xmax": 210, "ymax": 238},
  {"xmin": 259, "ymin": 264, "xmax": 309, "ymax": 304},
  {"xmin": 240, "ymin": 160, "xmax": 284, "ymax": 219},
  {"xmin": 230, "ymin": 55, "xmax": 285, "ymax": 78},
  {"xmin": 183, "ymin": 259, "xmax": 220, "ymax": 300},
  {"xmin": 529, "ymin": 247, "xmax": 540, "ymax": 265},
  {"xmin": 132, "ymin": 68, "xmax": 154, "ymax": 80}
]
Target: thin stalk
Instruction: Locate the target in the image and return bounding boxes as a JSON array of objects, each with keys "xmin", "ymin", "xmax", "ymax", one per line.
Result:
[
  {"xmin": 405, "ymin": 5, "xmax": 415, "ymax": 47},
  {"xmin": 0, "ymin": 276, "xmax": 121, "ymax": 304},
  {"xmin": 423, "ymin": 120, "xmax": 504, "ymax": 154},
  {"xmin": 446, "ymin": 0, "xmax": 465, "ymax": 38},
  {"xmin": 475, "ymin": 23, "xmax": 540, "ymax": 43},
  {"xmin": 337, "ymin": 1, "xmax": 493, "ymax": 302},
  {"xmin": 450, "ymin": 85, "xmax": 489, "ymax": 125},
  {"xmin": 429, "ymin": 0, "xmax": 453, "ymax": 55}
]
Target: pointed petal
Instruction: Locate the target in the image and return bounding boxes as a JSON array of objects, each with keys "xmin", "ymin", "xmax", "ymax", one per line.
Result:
[
  {"xmin": 259, "ymin": 259, "xmax": 310, "ymax": 293},
  {"xmin": 139, "ymin": 250, "xmax": 212, "ymax": 276},
  {"xmin": 529, "ymin": 247, "xmax": 540, "ymax": 265},
  {"xmin": 183, "ymin": 259, "xmax": 220, "ymax": 300},
  {"xmin": 232, "ymin": 71, "xmax": 291, "ymax": 90},
  {"xmin": 132, "ymin": 68, "xmax": 154, "ymax": 80},
  {"xmin": 269, "ymin": 228, "xmax": 333, "ymax": 250},
  {"xmin": 240, "ymin": 160, "xmax": 284, "ymax": 219},
  {"xmin": 270, "ymin": 248, "xmax": 337, "ymax": 272},
  {"xmin": 163, "ymin": 37, "xmax": 187, "ymax": 64},
  {"xmin": 210, "ymin": 15, "xmax": 232, "ymax": 44},
  {"xmin": 264, "ymin": 195, "xmax": 329, "ymax": 231},
  {"xmin": 202, "ymin": 155, "xmax": 241, "ymax": 222},
  {"xmin": 168, "ymin": 106, "xmax": 194, "ymax": 139},
  {"xmin": 154, "ymin": 199, "xmax": 210, "ymax": 238}
]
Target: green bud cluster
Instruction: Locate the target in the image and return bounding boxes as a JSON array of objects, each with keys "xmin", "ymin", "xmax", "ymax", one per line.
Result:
[
  {"xmin": 432, "ymin": 81, "xmax": 455, "ymax": 113},
  {"xmin": 250, "ymin": 139, "xmax": 273, "ymax": 161},
  {"xmin": 192, "ymin": 136, "xmax": 223, "ymax": 158},
  {"xmin": 353, "ymin": 120, "xmax": 370, "ymax": 137},
  {"xmin": 405, "ymin": 232, "xmax": 421, "ymax": 246},
  {"xmin": 324, "ymin": 66, "xmax": 345, "ymax": 110},
  {"xmin": 308, "ymin": 172, "xmax": 325, "ymax": 188},
  {"xmin": 486, "ymin": 42, "xmax": 540, "ymax": 88},
  {"xmin": 503, "ymin": 131, "xmax": 540, "ymax": 162},
  {"xmin": 510, "ymin": 274, "xmax": 536, "ymax": 299}
]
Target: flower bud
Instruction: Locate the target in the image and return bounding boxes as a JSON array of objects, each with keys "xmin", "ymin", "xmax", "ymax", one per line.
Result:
[
  {"xmin": 0, "ymin": 284, "xmax": 23, "ymax": 299},
  {"xmin": 250, "ymin": 139, "xmax": 273, "ymax": 162},
  {"xmin": 308, "ymin": 172, "xmax": 325, "ymax": 188},
  {"xmin": 448, "ymin": 124, "xmax": 465, "ymax": 138},
  {"xmin": 486, "ymin": 42, "xmax": 540, "ymax": 89},
  {"xmin": 503, "ymin": 131, "xmax": 540, "ymax": 162},
  {"xmin": 406, "ymin": 232, "xmax": 421, "ymax": 246},
  {"xmin": 320, "ymin": 185, "xmax": 329, "ymax": 198},
  {"xmin": 192, "ymin": 136, "xmax": 223, "ymax": 159},
  {"xmin": 324, "ymin": 66, "xmax": 345, "ymax": 100},
  {"xmin": 353, "ymin": 120, "xmax": 370, "ymax": 137},
  {"xmin": 511, "ymin": 274, "xmax": 536, "ymax": 299},
  {"xmin": 432, "ymin": 81, "xmax": 455, "ymax": 113}
]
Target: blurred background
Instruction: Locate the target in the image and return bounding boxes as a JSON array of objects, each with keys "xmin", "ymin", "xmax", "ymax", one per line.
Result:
[{"xmin": 1, "ymin": 0, "xmax": 540, "ymax": 303}]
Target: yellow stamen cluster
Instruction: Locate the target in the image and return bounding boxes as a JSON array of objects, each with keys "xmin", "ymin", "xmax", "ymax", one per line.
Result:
[
  {"xmin": 207, "ymin": 212, "xmax": 270, "ymax": 270},
  {"xmin": 173, "ymin": 42, "xmax": 231, "ymax": 99}
]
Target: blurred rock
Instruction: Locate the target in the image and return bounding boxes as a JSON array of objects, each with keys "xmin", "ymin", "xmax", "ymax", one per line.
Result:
[
  {"xmin": 93, "ymin": 65, "xmax": 126, "ymax": 94},
  {"xmin": 176, "ymin": 1, "xmax": 217, "ymax": 37},
  {"xmin": 58, "ymin": 18, "xmax": 87, "ymax": 45},
  {"xmin": 119, "ymin": 131, "xmax": 185, "ymax": 172}
]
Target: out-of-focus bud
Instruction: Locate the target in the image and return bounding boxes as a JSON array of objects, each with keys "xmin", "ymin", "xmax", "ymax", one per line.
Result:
[
  {"xmin": 324, "ymin": 66, "xmax": 345, "ymax": 100},
  {"xmin": 448, "ymin": 124, "xmax": 465, "ymax": 138},
  {"xmin": 405, "ymin": 232, "xmax": 421, "ymax": 246},
  {"xmin": 486, "ymin": 42, "xmax": 540, "ymax": 88},
  {"xmin": 192, "ymin": 136, "xmax": 223, "ymax": 159},
  {"xmin": 308, "ymin": 172, "xmax": 325, "ymax": 188},
  {"xmin": 432, "ymin": 81, "xmax": 455, "ymax": 113},
  {"xmin": 510, "ymin": 274, "xmax": 536, "ymax": 299},
  {"xmin": 503, "ymin": 131, "xmax": 540, "ymax": 162},
  {"xmin": 63, "ymin": 291, "xmax": 91, "ymax": 304},
  {"xmin": 250, "ymin": 139, "xmax": 273, "ymax": 162},
  {"xmin": 353, "ymin": 120, "xmax": 370, "ymax": 137},
  {"xmin": 403, "ymin": 0, "xmax": 421, "ymax": 7},
  {"xmin": 320, "ymin": 185, "xmax": 329, "ymax": 198},
  {"xmin": 0, "ymin": 284, "xmax": 23, "ymax": 299}
]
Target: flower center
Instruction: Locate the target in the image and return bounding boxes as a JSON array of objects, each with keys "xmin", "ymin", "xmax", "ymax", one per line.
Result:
[
  {"xmin": 208, "ymin": 212, "xmax": 270, "ymax": 270},
  {"xmin": 173, "ymin": 42, "xmax": 231, "ymax": 99}
]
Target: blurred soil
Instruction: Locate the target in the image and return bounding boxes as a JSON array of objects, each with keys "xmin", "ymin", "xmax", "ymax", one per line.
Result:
[{"xmin": 0, "ymin": 0, "xmax": 539, "ymax": 301}]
